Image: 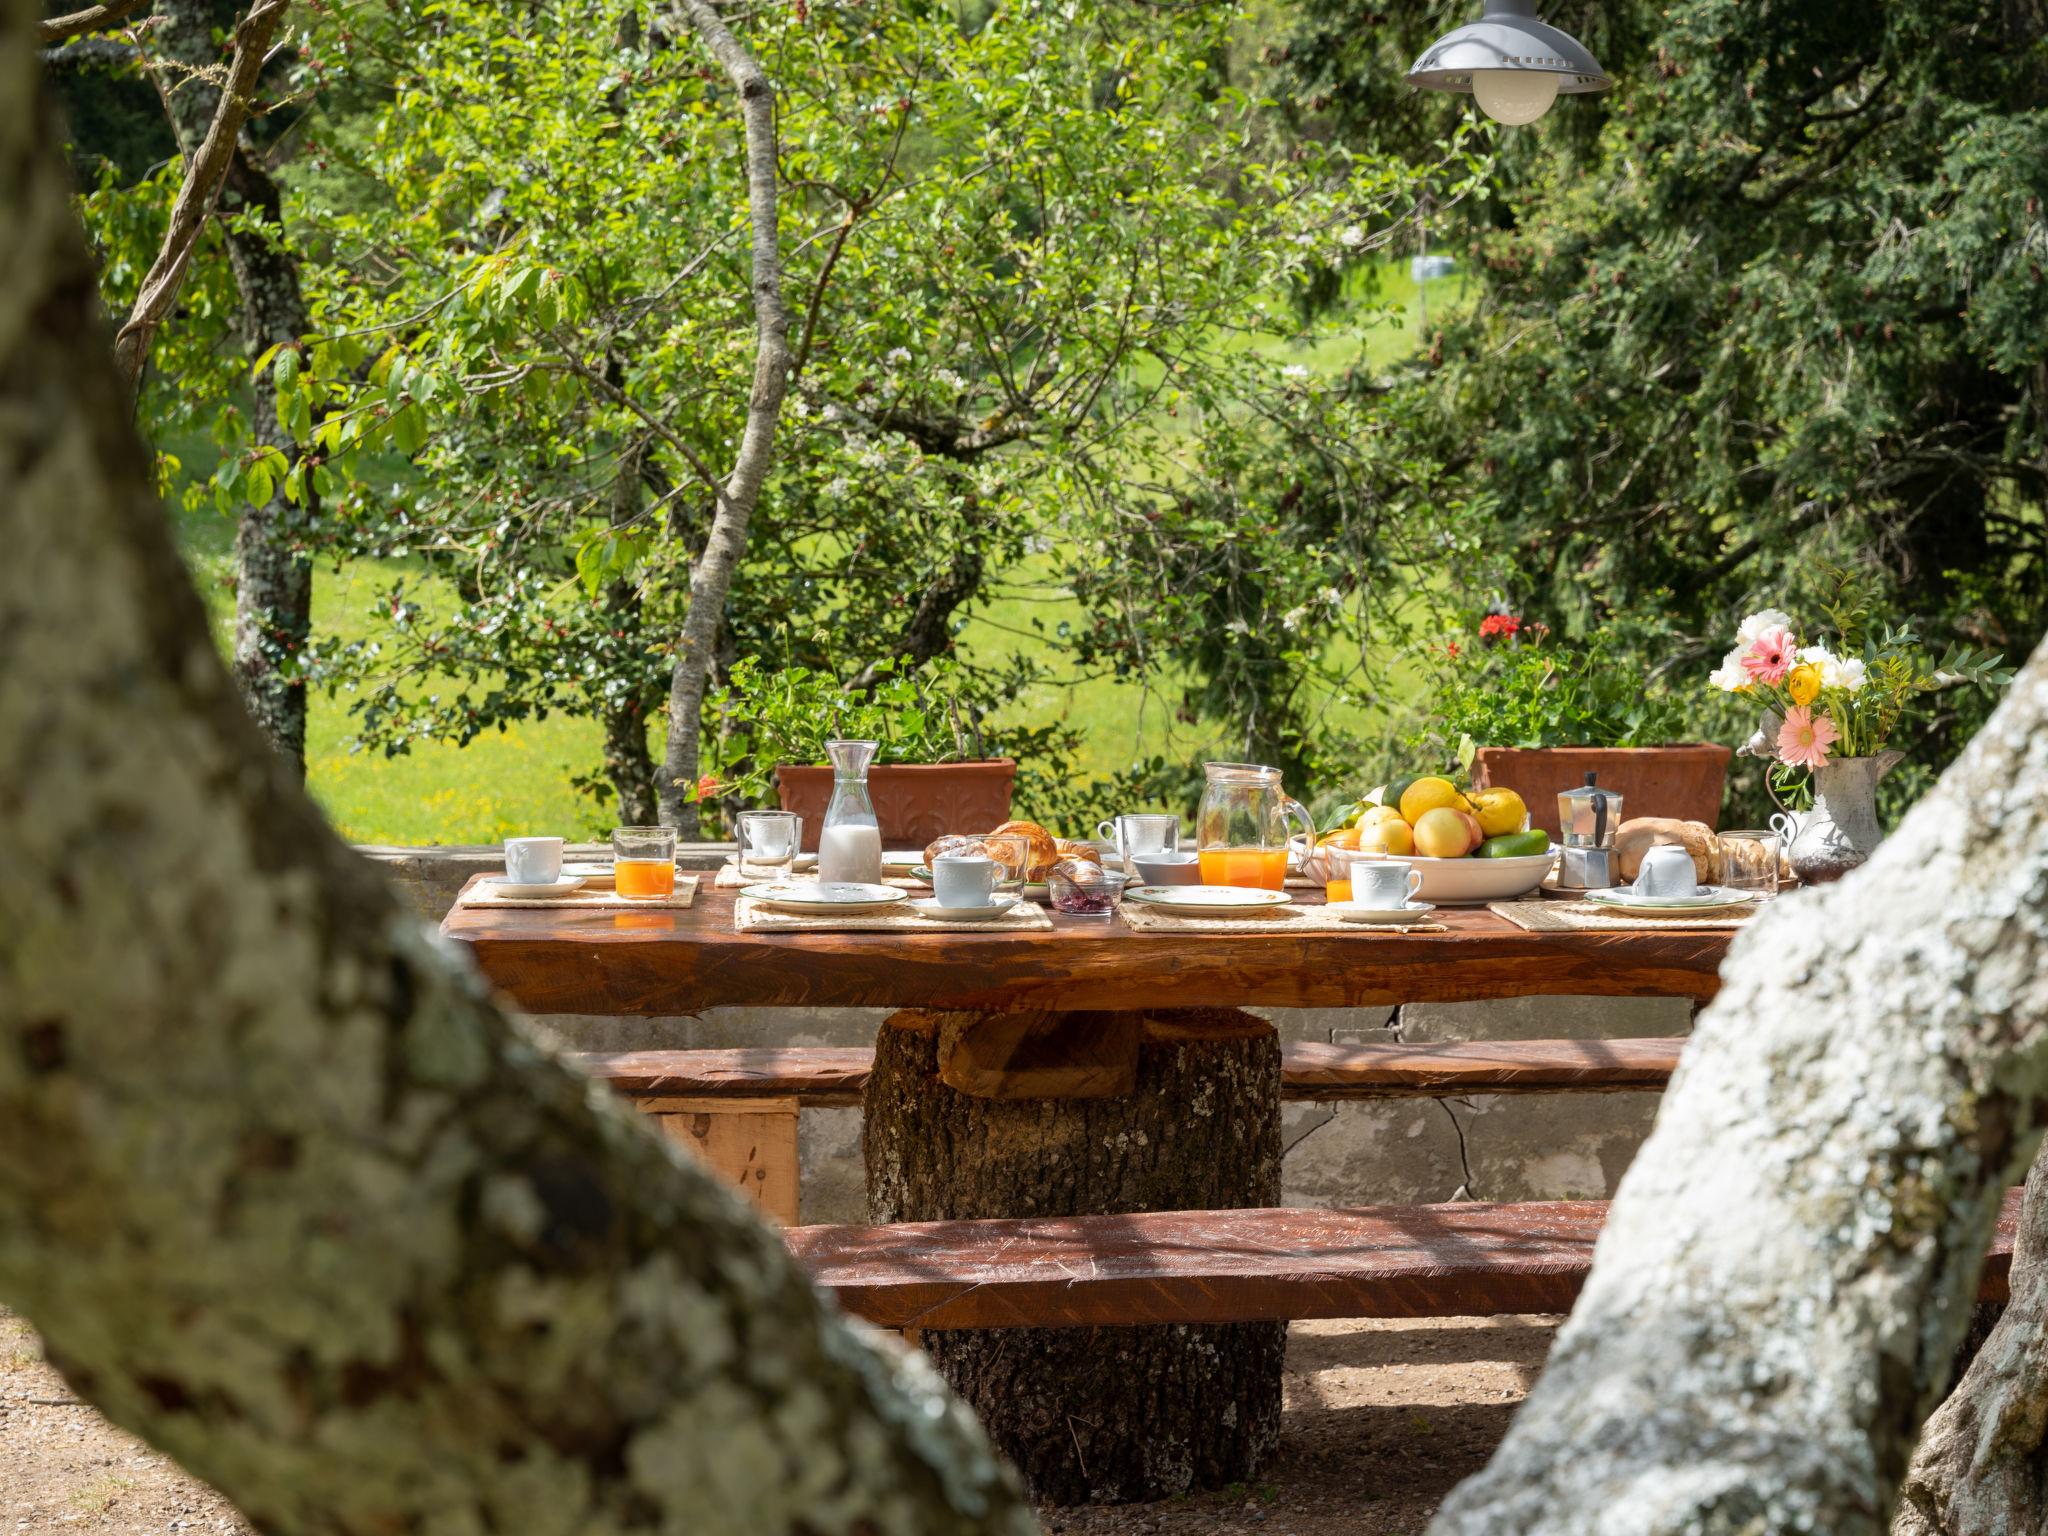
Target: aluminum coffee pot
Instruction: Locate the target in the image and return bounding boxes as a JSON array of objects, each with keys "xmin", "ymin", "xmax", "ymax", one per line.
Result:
[{"xmin": 1555, "ymin": 772, "xmax": 1621, "ymax": 890}]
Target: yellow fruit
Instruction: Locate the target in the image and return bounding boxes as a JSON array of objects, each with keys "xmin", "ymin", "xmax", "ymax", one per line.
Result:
[
  {"xmin": 1359, "ymin": 804, "xmax": 1407, "ymax": 831},
  {"xmin": 1413, "ymin": 806, "xmax": 1477, "ymax": 859},
  {"xmin": 1398, "ymin": 776, "xmax": 1469, "ymax": 825},
  {"xmin": 1359, "ymin": 816, "xmax": 1415, "ymax": 857},
  {"xmin": 1470, "ymin": 788, "xmax": 1527, "ymax": 838},
  {"xmin": 1454, "ymin": 809, "xmax": 1486, "ymax": 851},
  {"xmin": 1318, "ymin": 828, "xmax": 1363, "ymax": 852}
]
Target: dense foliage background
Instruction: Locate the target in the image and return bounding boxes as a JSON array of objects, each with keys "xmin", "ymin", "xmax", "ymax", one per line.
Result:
[{"xmin": 58, "ymin": 0, "xmax": 2047, "ymax": 837}]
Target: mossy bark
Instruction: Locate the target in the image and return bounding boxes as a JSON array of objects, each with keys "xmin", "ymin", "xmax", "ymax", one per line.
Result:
[
  {"xmin": 866, "ymin": 1009, "xmax": 1284, "ymax": 1505},
  {"xmin": 1430, "ymin": 632, "xmax": 2048, "ymax": 1536},
  {"xmin": 0, "ymin": 21, "xmax": 1034, "ymax": 1533}
]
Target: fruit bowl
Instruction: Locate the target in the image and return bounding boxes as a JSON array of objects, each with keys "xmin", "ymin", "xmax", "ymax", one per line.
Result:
[{"xmin": 1396, "ymin": 852, "xmax": 1553, "ymax": 906}]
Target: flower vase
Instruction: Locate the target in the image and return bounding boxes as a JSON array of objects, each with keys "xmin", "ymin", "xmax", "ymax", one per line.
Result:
[{"xmin": 1784, "ymin": 751, "xmax": 1902, "ymax": 885}]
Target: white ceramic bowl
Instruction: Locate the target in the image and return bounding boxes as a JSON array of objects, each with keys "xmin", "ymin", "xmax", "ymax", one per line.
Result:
[{"xmin": 1395, "ymin": 852, "xmax": 1553, "ymax": 905}]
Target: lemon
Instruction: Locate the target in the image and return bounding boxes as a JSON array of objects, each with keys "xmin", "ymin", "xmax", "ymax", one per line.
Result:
[
  {"xmin": 1398, "ymin": 776, "xmax": 1468, "ymax": 825},
  {"xmin": 1470, "ymin": 787, "xmax": 1528, "ymax": 839}
]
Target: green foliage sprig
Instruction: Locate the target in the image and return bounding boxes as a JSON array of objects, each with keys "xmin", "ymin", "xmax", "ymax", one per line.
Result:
[{"xmin": 1417, "ymin": 622, "xmax": 1690, "ymax": 760}]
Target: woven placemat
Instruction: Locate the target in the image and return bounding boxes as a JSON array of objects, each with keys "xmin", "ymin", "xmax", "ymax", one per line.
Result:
[
  {"xmin": 459, "ymin": 875, "xmax": 699, "ymax": 910},
  {"xmin": 735, "ymin": 896, "xmax": 1053, "ymax": 934},
  {"xmin": 715, "ymin": 864, "xmax": 925, "ymax": 890},
  {"xmin": 1488, "ymin": 898, "xmax": 1756, "ymax": 933},
  {"xmin": 1118, "ymin": 902, "xmax": 1447, "ymax": 935}
]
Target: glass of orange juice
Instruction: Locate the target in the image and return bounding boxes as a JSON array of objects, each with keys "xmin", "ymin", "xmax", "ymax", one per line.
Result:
[{"xmin": 613, "ymin": 825, "xmax": 677, "ymax": 899}]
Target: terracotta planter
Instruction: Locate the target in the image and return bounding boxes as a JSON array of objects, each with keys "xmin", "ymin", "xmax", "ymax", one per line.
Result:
[
  {"xmin": 775, "ymin": 759, "xmax": 1018, "ymax": 852},
  {"xmin": 1470, "ymin": 744, "xmax": 1732, "ymax": 837}
]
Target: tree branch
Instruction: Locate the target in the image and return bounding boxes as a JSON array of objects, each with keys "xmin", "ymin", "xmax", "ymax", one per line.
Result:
[
  {"xmin": 111, "ymin": 0, "xmax": 288, "ymax": 386},
  {"xmin": 38, "ymin": 0, "xmax": 148, "ymax": 42}
]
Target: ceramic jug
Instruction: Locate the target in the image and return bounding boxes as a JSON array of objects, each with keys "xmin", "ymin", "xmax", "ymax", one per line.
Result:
[{"xmin": 1779, "ymin": 751, "xmax": 1902, "ymax": 885}]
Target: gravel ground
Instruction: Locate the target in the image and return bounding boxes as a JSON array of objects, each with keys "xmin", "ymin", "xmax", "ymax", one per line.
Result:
[{"xmin": 1, "ymin": 1310, "xmax": 1556, "ymax": 1534}]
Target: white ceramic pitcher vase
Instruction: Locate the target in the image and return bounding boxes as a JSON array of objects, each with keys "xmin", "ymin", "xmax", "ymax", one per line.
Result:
[{"xmin": 1775, "ymin": 751, "xmax": 1902, "ymax": 885}]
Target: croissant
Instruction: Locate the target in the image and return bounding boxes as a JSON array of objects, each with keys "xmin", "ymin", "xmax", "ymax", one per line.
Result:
[
  {"xmin": 1053, "ymin": 838, "xmax": 1099, "ymax": 863},
  {"xmin": 990, "ymin": 819, "xmax": 1060, "ymax": 881},
  {"xmin": 923, "ymin": 834, "xmax": 990, "ymax": 867}
]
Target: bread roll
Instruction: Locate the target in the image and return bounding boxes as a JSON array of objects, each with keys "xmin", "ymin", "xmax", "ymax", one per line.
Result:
[
  {"xmin": 1614, "ymin": 818, "xmax": 1721, "ymax": 884},
  {"xmin": 991, "ymin": 819, "xmax": 1059, "ymax": 881},
  {"xmin": 923, "ymin": 834, "xmax": 989, "ymax": 867}
]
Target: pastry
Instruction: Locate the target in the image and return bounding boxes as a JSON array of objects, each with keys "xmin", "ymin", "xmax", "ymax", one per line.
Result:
[{"xmin": 923, "ymin": 834, "xmax": 990, "ymax": 867}]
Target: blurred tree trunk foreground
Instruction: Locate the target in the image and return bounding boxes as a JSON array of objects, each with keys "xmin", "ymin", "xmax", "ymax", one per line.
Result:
[{"xmin": 0, "ymin": 5, "xmax": 1036, "ymax": 1530}]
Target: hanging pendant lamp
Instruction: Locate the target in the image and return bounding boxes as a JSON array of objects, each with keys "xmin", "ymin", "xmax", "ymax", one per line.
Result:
[{"xmin": 1406, "ymin": 0, "xmax": 1610, "ymax": 125}]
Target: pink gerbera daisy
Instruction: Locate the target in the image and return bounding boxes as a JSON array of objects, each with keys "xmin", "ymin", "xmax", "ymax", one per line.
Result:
[
  {"xmin": 1741, "ymin": 624, "xmax": 1797, "ymax": 685},
  {"xmin": 1777, "ymin": 706, "xmax": 1838, "ymax": 770}
]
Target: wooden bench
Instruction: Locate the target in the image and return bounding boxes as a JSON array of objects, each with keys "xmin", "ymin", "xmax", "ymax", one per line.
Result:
[
  {"xmin": 785, "ymin": 1189, "xmax": 2025, "ymax": 1331},
  {"xmin": 577, "ymin": 1038, "xmax": 1688, "ymax": 1223}
]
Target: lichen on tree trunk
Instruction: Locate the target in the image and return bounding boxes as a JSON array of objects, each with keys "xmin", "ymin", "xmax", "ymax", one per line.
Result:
[
  {"xmin": 866, "ymin": 1009, "xmax": 1285, "ymax": 1505},
  {"xmin": 1429, "ymin": 632, "xmax": 2048, "ymax": 1536},
  {"xmin": 0, "ymin": 14, "xmax": 1036, "ymax": 1529}
]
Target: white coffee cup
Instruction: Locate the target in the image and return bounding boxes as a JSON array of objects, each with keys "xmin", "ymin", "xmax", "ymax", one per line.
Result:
[
  {"xmin": 1633, "ymin": 844, "xmax": 1699, "ymax": 899},
  {"xmin": 505, "ymin": 836, "xmax": 564, "ymax": 885},
  {"xmin": 932, "ymin": 853, "xmax": 997, "ymax": 909},
  {"xmin": 1349, "ymin": 857, "xmax": 1423, "ymax": 909}
]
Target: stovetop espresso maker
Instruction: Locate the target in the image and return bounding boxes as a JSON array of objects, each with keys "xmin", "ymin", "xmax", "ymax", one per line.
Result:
[{"xmin": 1555, "ymin": 772, "xmax": 1621, "ymax": 890}]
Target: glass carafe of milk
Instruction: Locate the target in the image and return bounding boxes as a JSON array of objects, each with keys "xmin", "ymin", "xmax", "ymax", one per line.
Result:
[{"xmin": 817, "ymin": 738, "xmax": 883, "ymax": 884}]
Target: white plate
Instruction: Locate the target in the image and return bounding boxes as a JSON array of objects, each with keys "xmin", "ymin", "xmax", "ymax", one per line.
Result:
[
  {"xmin": 743, "ymin": 881, "xmax": 909, "ymax": 914},
  {"xmin": 1123, "ymin": 885, "xmax": 1293, "ymax": 917},
  {"xmin": 909, "ymin": 894, "xmax": 1021, "ymax": 922},
  {"xmin": 882, "ymin": 850, "xmax": 927, "ymax": 874},
  {"xmin": 725, "ymin": 853, "xmax": 817, "ymax": 876},
  {"xmin": 562, "ymin": 861, "xmax": 614, "ymax": 886},
  {"xmin": 1584, "ymin": 885, "xmax": 1757, "ymax": 914},
  {"xmin": 1324, "ymin": 900, "xmax": 1437, "ymax": 925},
  {"xmin": 484, "ymin": 873, "xmax": 587, "ymax": 899}
]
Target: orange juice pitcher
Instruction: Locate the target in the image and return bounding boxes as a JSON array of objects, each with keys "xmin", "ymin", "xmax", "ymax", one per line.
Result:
[{"xmin": 1195, "ymin": 762, "xmax": 1315, "ymax": 891}]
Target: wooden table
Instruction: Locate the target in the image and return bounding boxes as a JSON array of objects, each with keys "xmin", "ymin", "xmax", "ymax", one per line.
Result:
[{"xmin": 443, "ymin": 883, "xmax": 1729, "ymax": 1503}]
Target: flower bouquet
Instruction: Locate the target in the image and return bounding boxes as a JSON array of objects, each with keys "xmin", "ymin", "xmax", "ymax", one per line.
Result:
[{"xmin": 1706, "ymin": 605, "xmax": 2008, "ymax": 880}]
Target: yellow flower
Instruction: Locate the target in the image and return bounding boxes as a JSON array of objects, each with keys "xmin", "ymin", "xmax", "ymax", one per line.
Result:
[{"xmin": 1787, "ymin": 663, "xmax": 1822, "ymax": 707}]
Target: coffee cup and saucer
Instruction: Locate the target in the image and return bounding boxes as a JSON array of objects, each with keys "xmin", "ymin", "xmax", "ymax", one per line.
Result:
[
  {"xmin": 1325, "ymin": 858, "xmax": 1434, "ymax": 924},
  {"xmin": 910, "ymin": 853, "xmax": 1020, "ymax": 922},
  {"xmin": 1586, "ymin": 845, "xmax": 1756, "ymax": 913},
  {"xmin": 484, "ymin": 836, "xmax": 587, "ymax": 899}
]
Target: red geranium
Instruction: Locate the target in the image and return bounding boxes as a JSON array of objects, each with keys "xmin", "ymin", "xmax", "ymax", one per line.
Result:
[{"xmin": 1478, "ymin": 613, "xmax": 1523, "ymax": 639}]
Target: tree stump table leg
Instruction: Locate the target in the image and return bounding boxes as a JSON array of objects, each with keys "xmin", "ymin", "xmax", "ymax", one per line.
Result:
[{"xmin": 864, "ymin": 1007, "xmax": 1283, "ymax": 1505}]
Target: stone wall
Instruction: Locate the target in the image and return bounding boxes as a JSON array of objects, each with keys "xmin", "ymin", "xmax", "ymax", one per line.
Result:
[{"xmin": 376, "ymin": 845, "xmax": 1690, "ymax": 1223}]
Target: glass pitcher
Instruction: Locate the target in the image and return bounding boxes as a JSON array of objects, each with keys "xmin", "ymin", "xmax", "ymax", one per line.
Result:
[
  {"xmin": 816, "ymin": 738, "xmax": 882, "ymax": 885},
  {"xmin": 1196, "ymin": 762, "xmax": 1315, "ymax": 890}
]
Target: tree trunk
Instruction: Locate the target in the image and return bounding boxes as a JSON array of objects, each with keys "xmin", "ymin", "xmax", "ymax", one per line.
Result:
[
  {"xmin": 865, "ymin": 1009, "xmax": 1285, "ymax": 1505},
  {"xmin": 1893, "ymin": 1148, "xmax": 2048, "ymax": 1536},
  {"xmin": 1429, "ymin": 632, "xmax": 2048, "ymax": 1536},
  {"xmin": 601, "ymin": 438, "xmax": 660, "ymax": 825},
  {"xmin": 656, "ymin": 0, "xmax": 789, "ymax": 835},
  {"xmin": 155, "ymin": 0, "xmax": 313, "ymax": 777},
  {"xmin": 0, "ymin": 17, "xmax": 1035, "ymax": 1531}
]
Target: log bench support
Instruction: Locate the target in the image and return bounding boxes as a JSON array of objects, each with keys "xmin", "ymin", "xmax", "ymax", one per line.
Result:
[{"xmin": 865, "ymin": 1007, "xmax": 1284, "ymax": 1505}]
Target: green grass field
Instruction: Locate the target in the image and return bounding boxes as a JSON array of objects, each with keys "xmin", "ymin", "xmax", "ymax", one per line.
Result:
[{"xmin": 171, "ymin": 258, "xmax": 1470, "ymax": 844}]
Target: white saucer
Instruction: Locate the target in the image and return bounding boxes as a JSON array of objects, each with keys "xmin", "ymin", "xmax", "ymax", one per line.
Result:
[
  {"xmin": 1123, "ymin": 885, "xmax": 1292, "ymax": 917},
  {"xmin": 909, "ymin": 894, "xmax": 1021, "ymax": 922},
  {"xmin": 743, "ymin": 881, "xmax": 909, "ymax": 914},
  {"xmin": 1324, "ymin": 900, "xmax": 1437, "ymax": 925},
  {"xmin": 563, "ymin": 861, "xmax": 614, "ymax": 886},
  {"xmin": 1584, "ymin": 885, "xmax": 1757, "ymax": 914},
  {"xmin": 485, "ymin": 873, "xmax": 587, "ymax": 899}
]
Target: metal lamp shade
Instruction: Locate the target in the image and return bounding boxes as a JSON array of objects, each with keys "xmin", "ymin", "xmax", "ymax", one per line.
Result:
[{"xmin": 1406, "ymin": 0, "xmax": 1611, "ymax": 96}]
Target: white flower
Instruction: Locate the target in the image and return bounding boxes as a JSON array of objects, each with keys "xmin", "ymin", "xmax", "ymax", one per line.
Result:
[
  {"xmin": 1828, "ymin": 655, "xmax": 1868, "ymax": 692},
  {"xmin": 1282, "ymin": 364, "xmax": 1310, "ymax": 381},
  {"xmin": 1281, "ymin": 604, "xmax": 1310, "ymax": 632},
  {"xmin": 934, "ymin": 368, "xmax": 968, "ymax": 394},
  {"xmin": 822, "ymin": 476, "xmax": 851, "ymax": 500},
  {"xmin": 821, "ymin": 403, "xmax": 843, "ymax": 422},
  {"xmin": 1708, "ymin": 647, "xmax": 1748, "ymax": 691},
  {"xmin": 1319, "ymin": 586, "xmax": 1343, "ymax": 606},
  {"xmin": 1736, "ymin": 609, "xmax": 1796, "ymax": 645},
  {"xmin": 1224, "ymin": 618, "xmax": 1252, "ymax": 636},
  {"xmin": 1338, "ymin": 225, "xmax": 1368, "ymax": 250},
  {"xmin": 885, "ymin": 347, "xmax": 912, "ymax": 366}
]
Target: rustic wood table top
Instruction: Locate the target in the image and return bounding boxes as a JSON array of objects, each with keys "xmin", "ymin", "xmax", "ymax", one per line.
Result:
[{"xmin": 440, "ymin": 879, "xmax": 1731, "ymax": 1015}]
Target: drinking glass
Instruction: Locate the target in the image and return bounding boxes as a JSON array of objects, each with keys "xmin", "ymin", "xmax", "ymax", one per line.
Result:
[
  {"xmin": 1717, "ymin": 829, "xmax": 1781, "ymax": 897},
  {"xmin": 613, "ymin": 825, "xmax": 677, "ymax": 899},
  {"xmin": 736, "ymin": 810, "xmax": 801, "ymax": 880},
  {"xmin": 978, "ymin": 832, "xmax": 1032, "ymax": 892},
  {"xmin": 1095, "ymin": 813, "xmax": 1180, "ymax": 875}
]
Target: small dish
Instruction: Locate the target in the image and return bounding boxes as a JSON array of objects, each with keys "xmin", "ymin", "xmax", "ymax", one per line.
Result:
[
  {"xmin": 1045, "ymin": 867, "xmax": 1130, "ymax": 916},
  {"xmin": 909, "ymin": 894, "xmax": 1021, "ymax": 923},
  {"xmin": 742, "ymin": 881, "xmax": 909, "ymax": 914},
  {"xmin": 562, "ymin": 861, "xmax": 614, "ymax": 887},
  {"xmin": 882, "ymin": 850, "xmax": 927, "ymax": 874},
  {"xmin": 1584, "ymin": 885, "xmax": 1756, "ymax": 914},
  {"xmin": 1123, "ymin": 885, "xmax": 1292, "ymax": 918},
  {"xmin": 1324, "ymin": 900, "xmax": 1437, "ymax": 925},
  {"xmin": 1131, "ymin": 852, "xmax": 1202, "ymax": 886},
  {"xmin": 483, "ymin": 873, "xmax": 588, "ymax": 899}
]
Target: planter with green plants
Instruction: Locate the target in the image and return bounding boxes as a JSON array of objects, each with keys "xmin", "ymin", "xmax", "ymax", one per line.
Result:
[
  {"xmin": 699, "ymin": 656, "xmax": 1017, "ymax": 850},
  {"xmin": 1420, "ymin": 617, "xmax": 1728, "ymax": 837}
]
